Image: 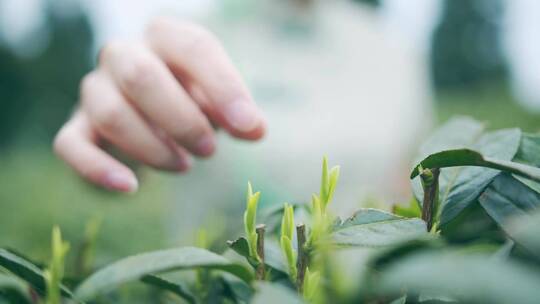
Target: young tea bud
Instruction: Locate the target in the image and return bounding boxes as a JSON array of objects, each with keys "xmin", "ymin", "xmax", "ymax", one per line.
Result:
[
  {"xmin": 244, "ymin": 182, "xmax": 261, "ymax": 260},
  {"xmin": 45, "ymin": 226, "xmax": 70, "ymax": 304},
  {"xmin": 280, "ymin": 203, "xmax": 297, "ymax": 279},
  {"xmin": 303, "ymin": 267, "xmax": 321, "ymax": 301},
  {"xmin": 319, "ymin": 156, "xmax": 340, "ymax": 212}
]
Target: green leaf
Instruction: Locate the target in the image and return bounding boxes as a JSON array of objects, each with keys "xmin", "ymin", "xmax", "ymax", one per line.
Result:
[
  {"xmin": 376, "ymin": 251, "xmax": 540, "ymax": 304},
  {"xmin": 252, "ymin": 282, "xmax": 304, "ymax": 304},
  {"xmin": 410, "ymin": 149, "xmax": 540, "ymax": 183},
  {"xmin": 227, "ymin": 237, "xmax": 289, "ymax": 277},
  {"xmin": 412, "ymin": 127, "xmax": 522, "ymax": 225},
  {"xmin": 513, "ymin": 133, "xmax": 540, "ymax": 193},
  {"xmin": 227, "ymin": 237, "xmax": 251, "ymax": 260},
  {"xmin": 320, "ymin": 156, "xmax": 329, "ymax": 206},
  {"xmin": 280, "ymin": 236, "xmax": 297, "ymax": 278},
  {"xmin": 261, "ymin": 239, "xmax": 289, "ymax": 276},
  {"xmin": 514, "ymin": 133, "xmax": 540, "ymax": 165},
  {"xmin": 140, "ymin": 274, "xmax": 196, "ymax": 304},
  {"xmin": 0, "ymin": 274, "xmax": 31, "ymax": 304},
  {"xmin": 478, "ymin": 174, "xmax": 540, "ymax": 231},
  {"xmin": 0, "ymin": 249, "xmax": 74, "ymax": 298},
  {"xmin": 506, "ymin": 211, "xmax": 540, "ymax": 260},
  {"xmin": 75, "ymin": 247, "xmax": 253, "ymax": 300},
  {"xmin": 332, "ymin": 209, "xmax": 427, "ymax": 247}
]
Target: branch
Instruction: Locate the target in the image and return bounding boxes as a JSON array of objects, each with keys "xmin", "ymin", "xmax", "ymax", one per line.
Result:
[
  {"xmin": 420, "ymin": 167, "xmax": 440, "ymax": 231},
  {"xmin": 296, "ymin": 223, "xmax": 308, "ymax": 292},
  {"xmin": 255, "ymin": 224, "xmax": 266, "ymax": 280}
]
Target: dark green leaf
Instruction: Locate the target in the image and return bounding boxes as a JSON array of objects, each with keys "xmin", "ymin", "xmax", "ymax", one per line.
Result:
[
  {"xmin": 140, "ymin": 274, "xmax": 196, "ymax": 304},
  {"xmin": 377, "ymin": 251, "xmax": 540, "ymax": 304},
  {"xmin": 227, "ymin": 237, "xmax": 250, "ymax": 260},
  {"xmin": 227, "ymin": 237, "xmax": 288, "ymax": 278},
  {"xmin": 220, "ymin": 274, "xmax": 253, "ymax": 304},
  {"xmin": 0, "ymin": 274, "xmax": 31, "ymax": 304},
  {"xmin": 75, "ymin": 247, "xmax": 253, "ymax": 301},
  {"xmin": 412, "ymin": 128, "xmax": 522, "ymax": 224},
  {"xmin": 410, "ymin": 149, "xmax": 540, "ymax": 182},
  {"xmin": 479, "ymin": 174, "xmax": 540, "ymax": 231},
  {"xmin": 0, "ymin": 249, "xmax": 74, "ymax": 298},
  {"xmin": 332, "ymin": 209, "xmax": 427, "ymax": 247}
]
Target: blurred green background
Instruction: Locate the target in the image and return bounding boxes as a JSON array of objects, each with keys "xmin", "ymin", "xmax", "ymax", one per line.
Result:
[{"xmin": 1, "ymin": 0, "xmax": 539, "ymax": 271}]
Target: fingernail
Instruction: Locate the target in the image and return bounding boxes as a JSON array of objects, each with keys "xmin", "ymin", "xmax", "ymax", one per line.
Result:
[
  {"xmin": 195, "ymin": 134, "xmax": 215, "ymax": 156},
  {"xmin": 175, "ymin": 155, "xmax": 193, "ymax": 172},
  {"xmin": 103, "ymin": 171, "xmax": 138, "ymax": 193},
  {"xmin": 224, "ymin": 100, "xmax": 260, "ymax": 132}
]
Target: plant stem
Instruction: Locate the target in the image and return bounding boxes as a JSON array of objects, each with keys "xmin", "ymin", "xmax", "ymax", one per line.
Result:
[
  {"xmin": 420, "ymin": 168, "xmax": 440, "ymax": 231},
  {"xmin": 255, "ymin": 224, "xmax": 266, "ymax": 280},
  {"xmin": 296, "ymin": 223, "xmax": 308, "ymax": 292}
]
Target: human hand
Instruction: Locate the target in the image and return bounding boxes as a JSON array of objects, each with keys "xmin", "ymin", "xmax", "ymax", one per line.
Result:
[{"xmin": 54, "ymin": 18, "xmax": 266, "ymax": 193}]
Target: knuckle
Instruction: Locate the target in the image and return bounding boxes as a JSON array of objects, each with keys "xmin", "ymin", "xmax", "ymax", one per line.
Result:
[
  {"xmin": 99, "ymin": 40, "xmax": 124, "ymax": 64},
  {"xmin": 172, "ymin": 120, "xmax": 206, "ymax": 143},
  {"xmin": 146, "ymin": 16, "xmax": 176, "ymax": 36},
  {"xmin": 94, "ymin": 102, "xmax": 125, "ymax": 133},
  {"xmin": 181, "ymin": 25, "xmax": 217, "ymax": 54},
  {"xmin": 120, "ymin": 54, "xmax": 156, "ymax": 90}
]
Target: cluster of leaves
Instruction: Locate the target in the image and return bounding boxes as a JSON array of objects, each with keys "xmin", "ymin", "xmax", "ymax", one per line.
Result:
[{"xmin": 2, "ymin": 116, "xmax": 540, "ymax": 303}]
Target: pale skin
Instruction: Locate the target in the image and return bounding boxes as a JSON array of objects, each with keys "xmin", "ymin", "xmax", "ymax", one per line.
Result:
[{"xmin": 53, "ymin": 18, "xmax": 266, "ymax": 193}]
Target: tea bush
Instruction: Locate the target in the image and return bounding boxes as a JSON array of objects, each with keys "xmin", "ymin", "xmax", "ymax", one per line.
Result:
[{"xmin": 2, "ymin": 116, "xmax": 540, "ymax": 303}]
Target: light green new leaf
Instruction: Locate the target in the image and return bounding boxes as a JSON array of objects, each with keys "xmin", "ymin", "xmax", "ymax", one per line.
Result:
[
  {"xmin": 411, "ymin": 122, "xmax": 521, "ymax": 225},
  {"xmin": 332, "ymin": 209, "xmax": 427, "ymax": 247},
  {"xmin": 478, "ymin": 174, "xmax": 540, "ymax": 231},
  {"xmin": 392, "ymin": 198, "xmax": 421, "ymax": 219},
  {"xmin": 377, "ymin": 251, "xmax": 540, "ymax": 304},
  {"xmin": 75, "ymin": 247, "xmax": 253, "ymax": 301},
  {"xmin": 280, "ymin": 235, "xmax": 297, "ymax": 279}
]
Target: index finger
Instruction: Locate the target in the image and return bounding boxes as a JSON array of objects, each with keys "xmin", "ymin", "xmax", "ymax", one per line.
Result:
[{"xmin": 145, "ymin": 18, "xmax": 266, "ymax": 140}]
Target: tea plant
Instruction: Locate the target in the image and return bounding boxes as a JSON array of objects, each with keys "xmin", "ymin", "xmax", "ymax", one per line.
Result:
[{"xmin": 2, "ymin": 116, "xmax": 540, "ymax": 303}]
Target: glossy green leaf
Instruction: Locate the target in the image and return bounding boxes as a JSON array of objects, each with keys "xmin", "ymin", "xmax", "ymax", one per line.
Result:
[
  {"xmin": 332, "ymin": 209, "xmax": 427, "ymax": 247},
  {"xmin": 410, "ymin": 149, "xmax": 540, "ymax": 183},
  {"xmin": 478, "ymin": 174, "xmax": 540, "ymax": 231},
  {"xmin": 140, "ymin": 274, "xmax": 196, "ymax": 304},
  {"xmin": 75, "ymin": 247, "xmax": 253, "ymax": 300},
  {"xmin": 0, "ymin": 249, "xmax": 73, "ymax": 298},
  {"xmin": 412, "ymin": 125, "xmax": 521, "ymax": 225},
  {"xmin": 251, "ymin": 282, "xmax": 304, "ymax": 304},
  {"xmin": 377, "ymin": 251, "xmax": 540, "ymax": 304}
]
